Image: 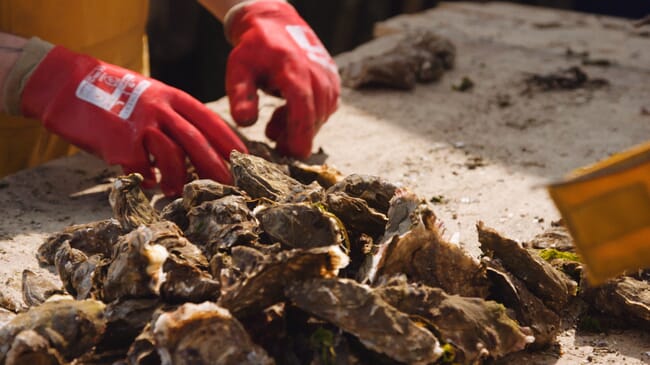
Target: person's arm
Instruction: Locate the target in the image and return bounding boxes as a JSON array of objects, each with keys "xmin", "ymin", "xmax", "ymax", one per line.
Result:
[
  {"xmin": 0, "ymin": 32, "xmax": 246, "ymax": 196},
  {"xmin": 198, "ymin": 0, "xmax": 340, "ymax": 159},
  {"xmin": 0, "ymin": 32, "xmax": 28, "ymax": 114}
]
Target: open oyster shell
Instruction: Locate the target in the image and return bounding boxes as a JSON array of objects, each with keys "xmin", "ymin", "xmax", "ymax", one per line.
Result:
[
  {"xmin": 109, "ymin": 173, "xmax": 160, "ymax": 231},
  {"xmin": 377, "ymin": 277, "xmax": 533, "ymax": 363},
  {"xmin": 0, "ymin": 298, "xmax": 106, "ymax": 364},
  {"xmin": 153, "ymin": 302, "xmax": 274, "ymax": 365},
  {"xmin": 285, "ymin": 278, "xmax": 443, "ymax": 364}
]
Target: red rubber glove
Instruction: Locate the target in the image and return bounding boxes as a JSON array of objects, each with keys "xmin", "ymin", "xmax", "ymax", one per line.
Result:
[
  {"xmin": 20, "ymin": 46, "xmax": 247, "ymax": 196},
  {"xmin": 225, "ymin": 0, "xmax": 340, "ymax": 159}
]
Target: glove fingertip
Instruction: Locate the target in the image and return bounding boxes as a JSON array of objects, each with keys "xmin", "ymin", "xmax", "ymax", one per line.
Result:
[{"xmin": 231, "ymin": 100, "xmax": 259, "ymax": 126}]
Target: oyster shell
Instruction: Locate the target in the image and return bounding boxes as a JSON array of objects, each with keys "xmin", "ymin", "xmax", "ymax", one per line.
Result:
[
  {"xmin": 98, "ymin": 298, "xmax": 161, "ymax": 351},
  {"xmin": 0, "ymin": 308, "xmax": 15, "ymax": 329},
  {"xmin": 101, "ymin": 227, "xmax": 169, "ymax": 302},
  {"xmin": 371, "ymin": 191, "xmax": 489, "ymax": 298},
  {"xmin": 4, "ymin": 329, "xmax": 64, "ymax": 365},
  {"xmin": 109, "ymin": 173, "xmax": 160, "ymax": 231},
  {"xmin": 37, "ymin": 219, "xmax": 123, "ymax": 265},
  {"xmin": 159, "ymin": 254, "xmax": 221, "ymax": 303},
  {"xmin": 230, "ymin": 151, "xmax": 322, "ymax": 203},
  {"xmin": 140, "ymin": 221, "xmax": 208, "ymax": 269},
  {"xmin": 181, "ymin": 179, "xmax": 245, "ymax": 211},
  {"xmin": 54, "ymin": 242, "xmax": 102, "ymax": 300},
  {"xmin": 285, "ymin": 278, "xmax": 443, "ymax": 364},
  {"xmin": 218, "ymin": 246, "xmax": 349, "ymax": 318},
  {"xmin": 288, "ymin": 161, "xmax": 343, "ymax": 188},
  {"xmin": 581, "ymin": 276, "xmax": 650, "ymax": 329},
  {"xmin": 377, "ymin": 278, "xmax": 533, "ymax": 363},
  {"xmin": 185, "ymin": 195, "xmax": 259, "ymax": 257},
  {"xmin": 153, "ymin": 302, "xmax": 274, "ymax": 365},
  {"xmin": 0, "ymin": 298, "xmax": 106, "ymax": 363},
  {"xmin": 256, "ymin": 203, "xmax": 345, "ymax": 250},
  {"xmin": 477, "ymin": 222, "xmax": 576, "ymax": 313},
  {"xmin": 484, "ymin": 258, "xmax": 560, "ymax": 348},
  {"xmin": 126, "ymin": 323, "xmax": 160, "ymax": 365},
  {"xmin": 21, "ymin": 270, "xmax": 63, "ymax": 307},
  {"xmin": 339, "ymin": 30, "xmax": 456, "ymax": 90},
  {"xmin": 326, "ymin": 174, "xmax": 397, "ymax": 214},
  {"xmin": 525, "ymin": 226, "xmax": 575, "ymax": 251},
  {"xmin": 324, "ymin": 192, "xmax": 387, "ymax": 240},
  {"xmin": 159, "ymin": 198, "xmax": 189, "ymax": 231}
]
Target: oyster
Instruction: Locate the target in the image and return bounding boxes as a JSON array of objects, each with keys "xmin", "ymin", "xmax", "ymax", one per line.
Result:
[
  {"xmin": 159, "ymin": 254, "xmax": 221, "ymax": 303},
  {"xmin": 484, "ymin": 258, "xmax": 560, "ymax": 348},
  {"xmin": 109, "ymin": 173, "xmax": 160, "ymax": 231},
  {"xmin": 159, "ymin": 198, "xmax": 189, "ymax": 231},
  {"xmin": 256, "ymin": 203, "xmax": 345, "ymax": 250},
  {"xmin": 98, "ymin": 298, "xmax": 161, "ymax": 351},
  {"xmin": 525, "ymin": 226, "xmax": 575, "ymax": 251},
  {"xmin": 37, "ymin": 219, "xmax": 123, "ymax": 265},
  {"xmin": 21, "ymin": 270, "xmax": 63, "ymax": 307},
  {"xmin": 126, "ymin": 323, "xmax": 160, "ymax": 365},
  {"xmin": 377, "ymin": 278, "xmax": 533, "ymax": 363},
  {"xmin": 285, "ymin": 278, "xmax": 443, "ymax": 364},
  {"xmin": 326, "ymin": 174, "xmax": 397, "ymax": 214},
  {"xmin": 338, "ymin": 29, "xmax": 455, "ymax": 90},
  {"xmin": 477, "ymin": 222, "xmax": 576, "ymax": 313},
  {"xmin": 101, "ymin": 226, "xmax": 169, "ymax": 302},
  {"xmin": 185, "ymin": 195, "xmax": 259, "ymax": 257},
  {"xmin": 4, "ymin": 330, "xmax": 64, "ymax": 365},
  {"xmin": 581, "ymin": 276, "xmax": 650, "ymax": 329},
  {"xmin": 288, "ymin": 161, "xmax": 343, "ymax": 188},
  {"xmin": 0, "ymin": 285, "xmax": 26, "ymax": 314},
  {"xmin": 0, "ymin": 308, "xmax": 15, "ymax": 329},
  {"xmin": 324, "ymin": 192, "xmax": 387, "ymax": 240},
  {"xmin": 230, "ymin": 151, "xmax": 322, "ymax": 203},
  {"xmin": 153, "ymin": 302, "xmax": 274, "ymax": 365},
  {"xmin": 371, "ymin": 191, "xmax": 489, "ymax": 298},
  {"xmin": 140, "ymin": 221, "xmax": 207, "ymax": 268},
  {"xmin": 0, "ymin": 298, "xmax": 106, "ymax": 364},
  {"xmin": 181, "ymin": 179, "xmax": 245, "ymax": 211},
  {"xmin": 54, "ymin": 243, "xmax": 102, "ymax": 300},
  {"xmin": 218, "ymin": 246, "xmax": 349, "ymax": 318}
]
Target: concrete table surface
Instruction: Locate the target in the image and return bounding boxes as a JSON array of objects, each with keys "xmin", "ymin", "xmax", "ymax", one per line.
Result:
[{"xmin": 1, "ymin": 2, "xmax": 649, "ymax": 363}]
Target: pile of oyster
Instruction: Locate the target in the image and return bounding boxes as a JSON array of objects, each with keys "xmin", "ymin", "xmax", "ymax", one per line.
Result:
[{"xmin": 2, "ymin": 149, "xmax": 650, "ymax": 365}]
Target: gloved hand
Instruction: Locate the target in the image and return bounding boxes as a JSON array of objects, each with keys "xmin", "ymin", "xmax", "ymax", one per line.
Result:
[
  {"xmin": 15, "ymin": 38, "xmax": 246, "ymax": 196},
  {"xmin": 225, "ymin": 0, "xmax": 340, "ymax": 159}
]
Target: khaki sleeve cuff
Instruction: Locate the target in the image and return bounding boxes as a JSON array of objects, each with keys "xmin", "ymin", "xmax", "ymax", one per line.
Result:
[{"xmin": 2, "ymin": 37, "xmax": 54, "ymax": 116}]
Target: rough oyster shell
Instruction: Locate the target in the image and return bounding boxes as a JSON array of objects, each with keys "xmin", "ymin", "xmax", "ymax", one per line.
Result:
[
  {"xmin": 326, "ymin": 174, "xmax": 397, "ymax": 214},
  {"xmin": 377, "ymin": 278, "xmax": 533, "ymax": 363},
  {"xmin": 185, "ymin": 195, "xmax": 259, "ymax": 257},
  {"xmin": 4, "ymin": 329, "xmax": 64, "ymax": 365},
  {"xmin": 37, "ymin": 219, "xmax": 123, "ymax": 265},
  {"xmin": 285, "ymin": 278, "xmax": 443, "ymax": 364},
  {"xmin": 153, "ymin": 302, "xmax": 274, "ymax": 365},
  {"xmin": 218, "ymin": 246, "xmax": 349, "ymax": 318},
  {"xmin": 21, "ymin": 270, "xmax": 63, "ymax": 307},
  {"xmin": 477, "ymin": 222, "xmax": 576, "ymax": 313},
  {"xmin": 256, "ymin": 202, "xmax": 345, "ymax": 250},
  {"xmin": 109, "ymin": 173, "xmax": 160, "ymax": 231},
  {"xmin": 370, "ymin": 191, "xmax": 489, "ymax": 298},
  {"xmin": 181, "ymin": 179, "xmax": 245, "ymax": 211},
  {"xmin": 0, "ymin": 298, "xmax": 106, "ymax": 363},
  {"xmin": 324, "ymin": 192, "xmax": 387, "ymax": 240},
  {"xmin": 54, "ymin": 242, "xmax": 101, "ymax": 300},
  {"xmin": 581, "ymin": 276, "xmax": 650, "ymax": 329},
  {"xmin": 230, "ymin": 151, "xmax": 322, "ymax": 203}
]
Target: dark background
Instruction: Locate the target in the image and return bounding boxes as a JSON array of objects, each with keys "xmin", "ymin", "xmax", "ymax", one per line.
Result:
[{"xmin": 147, "ymin": 0, "xmax": 650, "ymax": 102}]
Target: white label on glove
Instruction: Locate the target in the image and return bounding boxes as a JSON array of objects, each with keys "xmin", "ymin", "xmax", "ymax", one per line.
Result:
[
  {"xmin": 75, "ymin": 66, "xmax": 151, "ymax": 120},
  {"xmin": 285, "ymin": 25, "xmax": 338, "ymax": 74}
]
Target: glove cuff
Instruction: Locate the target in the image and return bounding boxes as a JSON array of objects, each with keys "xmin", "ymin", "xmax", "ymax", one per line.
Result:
[
  {"xmin": 2, "ymin": 37, "xmax": 54, "ymax": 116},
  {"xmin": 223, "ymin": 0, "xmax": 289, "ymax": 44}
]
